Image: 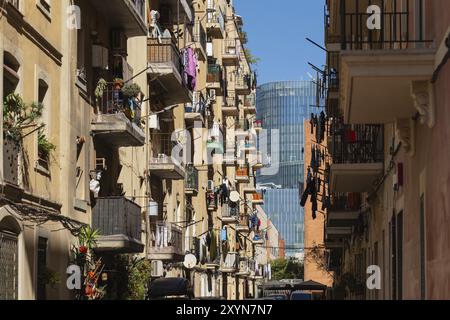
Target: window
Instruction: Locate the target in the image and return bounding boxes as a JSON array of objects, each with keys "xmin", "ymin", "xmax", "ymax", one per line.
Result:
[
  {"xmin": 36, "ymin": 0, "xmax": 51, "ymax": 19},
  {"xmin": 37, "ymin": 237, "xmax": 48, "ymax": 300},
  {"xmin": 3, "ymin": 52, "xmax": 20, "ymax": 97},
  {"xmin": 37, "ymin": 78, "xmax": 51, "ymax": 172},
  {"xmin": 0, "ymin": 230, "xmax": 19, "ymax": 300}
]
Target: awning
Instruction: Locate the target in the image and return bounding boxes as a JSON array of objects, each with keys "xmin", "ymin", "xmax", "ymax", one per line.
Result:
[
  {"xmin": 293, "ymin": 280, "xmax": 328, "ymax": 291},
  {"xmin": 148, "ymin": 277, "xmax": 192, "ymax": 298}
]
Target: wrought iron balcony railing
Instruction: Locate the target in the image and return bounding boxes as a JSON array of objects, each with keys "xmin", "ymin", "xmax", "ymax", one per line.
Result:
[{"xmin": 329, "ymin": 119, "xmax": 384, "ymax": 164}]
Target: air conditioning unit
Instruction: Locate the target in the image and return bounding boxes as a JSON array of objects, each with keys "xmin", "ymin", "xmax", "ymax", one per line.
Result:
[
  {"xmin": 111, "ymin": 29, "xmax": 127, "ymax": 52},
  {"xmin": 207, "ymin": 180, "xmax": 214, "ymax": 191},
  {"xmin": 151, "ymin": 260, "xmax": 164, "ymax": 277},
  {"xmin": 208, "ymin": 89, "xmax": 216, "ymax": 102},
  {"xmin": 92, "ymin": 45, "xmax": 109, "ymax": 69}
]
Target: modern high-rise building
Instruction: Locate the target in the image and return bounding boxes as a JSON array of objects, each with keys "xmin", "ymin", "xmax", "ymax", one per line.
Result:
[{"xmin": 256, "ymin": 81, "xmax": 322, "ymax": 255}]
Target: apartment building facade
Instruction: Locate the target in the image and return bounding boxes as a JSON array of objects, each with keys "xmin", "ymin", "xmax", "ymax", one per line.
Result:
[
  {"xmin": 0, "ymin": 0, "xmax": 273, "ymax": 300},
  {"xmin": 303, "ymin": 0, "xmax": 450, "ymax": 300}
]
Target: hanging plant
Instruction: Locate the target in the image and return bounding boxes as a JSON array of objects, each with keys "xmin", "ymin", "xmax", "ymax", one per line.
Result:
[
  {"xmin": 95, "ymin": 78, "xmax": 107, "ymax": 98},
  {"xmin": 121, "ymin": 83, "xmax": 141, "ymax": 98}
]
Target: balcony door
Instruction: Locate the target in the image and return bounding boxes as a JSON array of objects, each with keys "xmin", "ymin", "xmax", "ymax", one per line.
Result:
[{"xmin": 0, "ymin": 230, "xmax": 18, "ymax": 300}]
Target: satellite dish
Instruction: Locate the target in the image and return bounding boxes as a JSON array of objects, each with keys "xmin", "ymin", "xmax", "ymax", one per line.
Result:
[
  {"xmin": 183, "ymin": 254, "xmax": 197, "ymax": 269},
  {"xmin": 229, "ymin": 191, "xmax": 240, "ymax": 203}
]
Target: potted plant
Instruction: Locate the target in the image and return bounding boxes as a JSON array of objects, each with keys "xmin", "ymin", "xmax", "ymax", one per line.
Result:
[
  {"xmin": 95, "ymin": 78, "xmax": 107, "ymax": 99},
  {"xmin": 113, "ymin": 78, "xmax": 124, "ymax": 90},
  {"xmin": 121, "ymin": 83, "xmax": 141, "ymax": 98}
]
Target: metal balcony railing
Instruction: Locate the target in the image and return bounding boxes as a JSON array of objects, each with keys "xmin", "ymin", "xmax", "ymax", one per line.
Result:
[
  {"xmin": 244, "ymin": 93, "xmax": 255, "ymax": 107},
  {"xmin": 150, "ymin": 133, "xmax": 184, "ymax": 166},
  {"xmin": 96, "ymin": 82, "xmax": 142, "ymax": 127},
  {"xmin": 329, "ymin": 192, "xmax": 362, "ymax": 212},
  {"xmin": 193, "ymin": 21, "xmax": 207, "ymax": 52},
  {"xmin": 185, "ymin": 91, "xmax": 207, "ymax": 117},
  {"xmin": 92, "ymin": 197, "xmax": 142, "ymax": 241},
  {"xmin": 223, "ymin": 39, "xmax": 238, "ymax": 55},
  {"xmin": 222, "ymin": 202, "xmax": 239, "ymax": 218},
  {"xmin": 225, "ymin": 94, "xmax": 238, "ymax": 108},
  {"xmin": 236, "ymin": 73, "xmax": 251, "ymax": 90},
  {"xmin": 149, "ymin": 222, "xmax": 183, "ymax": 254},
  {"xmin": 327, "ymin": 51, "xmax": 340, "ymax": 92},
  {"xmin": 330, "ymin": 119, "xmax": 384, "ymax": 164},
  {"xmin": 148, "ymin": 38, "xmax": 183, "ymax": 75},
  {"xmin": 339, "ymin": 4, "xmax": 433, "ymax": 50},
  {"xmin": 206, "ymin": 4, "xmax": 225, "ymax": 32},
  {"xmin": 207, "ymin": 64, "xmax": 223, "ymax": 83},
  {"xmin": 222, "ymin": 252, "xmax": 238, "ymax": 270},
  {"xmin": 236, "ymin": 166, "xmax": 249, "ymax": 178}
]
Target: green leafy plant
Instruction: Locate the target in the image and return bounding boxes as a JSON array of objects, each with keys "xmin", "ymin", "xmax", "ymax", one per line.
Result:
[
  {"xmin": 3, "ymin": 93, "xmax": 43, "ymax": 141},
  {"xmin": 121, "ymin": 83, "xmax": 141, "ymax": 98},
  {"xmin": 78, "ymin": 225, "xmax": 100, "ymax": 250},
  {"xmin": 270, "ymin": 258, "xmax": 304, "ymax": 280},
  {"xmin": 243, "ymin": 47, "xmax": 260, "ymax": 66},
  {"xmin": 38, "ymin": 267, "xmax": 61, "ymax": 289},
  {"xmin": 95, "ymin": 78, "xmax": 107, "ymax": 98},
  {"xmin": 113, "ymin": 255, "xmax": 152, "ymax": 300},
  {"xmin": 38, "ymin": 129, "xmax": 56, "ymax": 158}
]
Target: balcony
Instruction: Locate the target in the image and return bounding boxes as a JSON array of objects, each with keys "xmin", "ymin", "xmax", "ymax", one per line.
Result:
[
  {"xmin": 253, "ymin": 120, "xmax": 263, "ymax": 133},
  {"xmin": 206, "ymin": 6, "xmax": 225, "ymax": 39},
  {"xmin": 243, "ymin": 94, "xmax": 256, "ymax": 114},
  {"xmin": 325, "ymin": 226, "xmax": 352, "ymax": 240},
  {"xmin": 223, "ymin": 148, "xmax": 237, "ymax": 166},
  {"xmin": 236, "ymin": 215, "xmax": 250, "ymax": 234},
  {"xmin": 252, "ymin": 231, "xmax": 264, "ymax": 245},
  {"xmin": 149, "ymin": 155, "xmax": 185, "ymax": 180},
  {"xmin": 206, "ymin": 64, "xmax": 224, "ymax": 95},
  {"xmin": 90, "ymin": 0, "xmax": 147, "ymax": 36},
  {"xmin": 92, "ymin": 197, "xmax": 144, "ymax": 253},
  {"xmin": 236, "ymin": 257, "xmax": 250, "ymax": 277},
  {"xmin": 207, "ymin": 191, "xmax": 218, "ymax": 211},
  {"xmin": 222, "ymin": 39, "xmax": 240, "ymax": 66},
  {"xmin": 329, "ymin": 122, "xmax": 384, "ymax": 192},
  {"xmin": 337, "ymin": 10, "xmax": 434, "ymax": 124},
  {"xmin": 326, "ymin": 193, "xmax": 361, "ymax": 228},
  {"xmin": 148, "ymin": 222, "xmax": 183, "ymax": 261},
  {"xmin": 221, "ymin": 202, "xmax": 239, "ymax": 224},
  {"xmin": 242, "ymin": 182, "xmax": 256, "ymax": 194},
  {"xmin": 149, "ymin": 134, "xmax": 186, "ymax": 180},
  {"xmin": 91, "ymin": 83, "xmax": 145, "ymax": 147},
  {"xmin": 221, "ymin": 252, "xmax": 238, "ymax": 273},
  {"xmin": 250, "ymin": 151, "xmax": 264, "ymax": 170},
  {"xmin": 147, "ymin": 38, "xmax": 193, "ymax": 106},
  {"xmin": 326, "ymin": 51, "xmax": 340, "ymax": 100},
  {"xmin": 251, "ymin": 192, "xmax": 264, "ymax": 205},
  {"xmin": 185, "ymin": 92, "xmax": 207, "ymax": 123},
  {"xmin": 192, "ymin": 21, "xmax": 207, "ymax": 61},
  {"xmin": 185, "ymin": 164, "xmax": 199, "ymax": 195},
  {"xmin": 235, "ymin": 74, "xmax": 252, "ymax": 95},
  {"xmin": 222, "ymin": 94, "xmax": 239, "ymax": 116},
  {"xmin": 236, "ymin": 167, "xmax": 250, "ymax": 183}
]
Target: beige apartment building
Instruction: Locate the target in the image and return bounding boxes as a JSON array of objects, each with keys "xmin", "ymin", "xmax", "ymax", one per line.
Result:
[
  {"xmin": 0, "ymin": 0, "xmax": 274, "ymax": 300},
  {"xmin": 304, "ymin": 0, "xmax": 450, "ymax": 300}
]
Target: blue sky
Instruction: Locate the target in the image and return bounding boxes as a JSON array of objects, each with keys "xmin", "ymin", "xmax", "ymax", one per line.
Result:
[{"xmin": 234, "ymin": 0, "xmax": 325, "ymax": 85}]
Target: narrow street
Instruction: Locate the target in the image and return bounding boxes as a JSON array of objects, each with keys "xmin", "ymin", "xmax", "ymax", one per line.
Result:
[{"xmin": 1, "ymin": 0, "xmax": 450, "ymax": 304}]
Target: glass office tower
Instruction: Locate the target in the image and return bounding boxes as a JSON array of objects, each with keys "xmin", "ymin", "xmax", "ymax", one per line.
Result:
[{"xmin": 256, "ymin": 81, "xmax": 321, "ymax": 255}]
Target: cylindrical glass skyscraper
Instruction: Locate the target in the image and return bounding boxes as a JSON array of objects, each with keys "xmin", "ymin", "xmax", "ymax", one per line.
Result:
[{"xmin": 256, "ymin": 81, "xmax": 322, "ymax": 256}]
